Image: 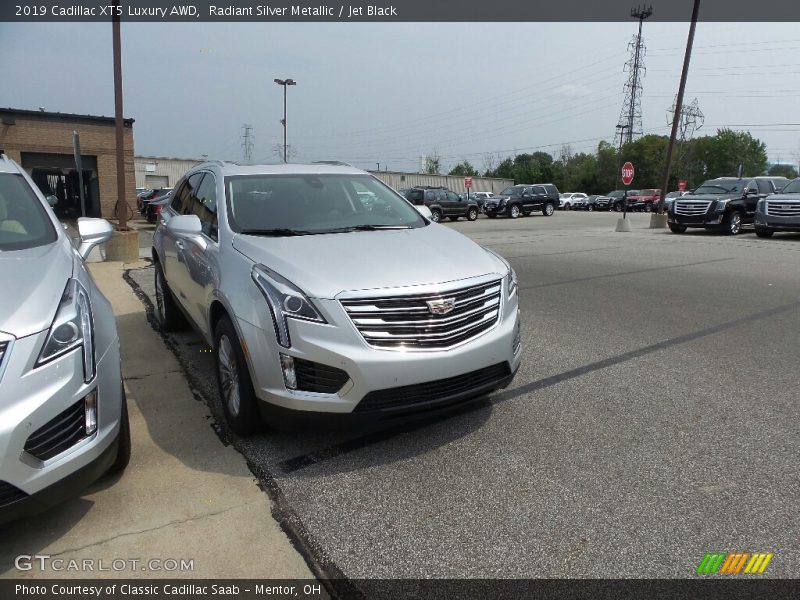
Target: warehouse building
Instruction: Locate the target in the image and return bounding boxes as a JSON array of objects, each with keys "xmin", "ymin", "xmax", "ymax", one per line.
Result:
[
  {"xmin": 0, "ymin": 108, "xmax": 135, "ymax": 219},
  {"xmin": 135, "ymin": 155, "xmax": 204, "ymax": 189}
]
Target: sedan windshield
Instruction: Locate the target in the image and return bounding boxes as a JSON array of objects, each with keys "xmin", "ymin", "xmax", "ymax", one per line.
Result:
[
  {"xmin": 694, "ymin": 180, "xmax": 744, "ymax": 194},
  {"xmin": 225, "ymin": 174, "xmax": 426, "ymax": 235},
  {"xmin": 779, "ymin": 179, "xmax": 800, "ymax": 194},
  {"xmin": 0, "ymin": 174, "xmax": 57, "ymax": 251}
]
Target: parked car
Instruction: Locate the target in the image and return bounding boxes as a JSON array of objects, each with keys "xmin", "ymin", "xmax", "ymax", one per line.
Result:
[
  {"xmin": 581, "ymin": 195, "xmax": 605, "ymax": 211},
  {"xmin": 753, "ymin": 176, "xmax": 789, "ymax": 194},
  {"xmin": 402, "ymin": 186, "xmax": 479, "ymax": 222},
  {"xmin": 559, "ymin": 193, "xmax": 587, "ymax": 210},
  {"xmin": 0, "ymin": 154, "xmax": 130, "ymax": 524},
  {"xmin": 605, "ymin": 190, "xmax": 634, "ymax": 212},
  {"xmin": 152, "ymin": 162, "xmax": 521, "ymax": 435},
  {"xmin": 663, "ymin": 191, "xmax": 688, "ymax": 213},
  {"xmin": 594, "ymin": 195, "xmax": 617, "ymax": 211},
  {"xmin": 144, "ymin": 189, "xmax": 172, "ymax": 223},
  {"xmin": 626, "ymin": 189, "xmax": 661, "ymax": 212},
  {"xmin": 138, "ymin": 187, "xmax": 172, "ymax": 219},
  {"xmin": 483, "ymin": 184, "xmax": 559, "ymax": 218},
  {"xmin": 668, "ymin": 177, "xmax": 764, "ymax": 235},
  {"xmin": 462, "ymin": 191, "xmax": 493, "ymax": 210},
  {"xmin": 754, "ymin": 177, "xmax": 800, "ymax": 237}
]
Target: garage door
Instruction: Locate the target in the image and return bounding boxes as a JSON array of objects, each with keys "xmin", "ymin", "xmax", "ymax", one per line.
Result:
[{"xmin": 145, "ymin": 175, "xmax": 169, "ymax": 189}]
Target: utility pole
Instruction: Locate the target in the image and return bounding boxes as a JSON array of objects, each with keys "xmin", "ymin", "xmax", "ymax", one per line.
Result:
[
  {"xmin": 658, "ymin": 0, "xmax": 700, "ymax": 216},
  {"xmin": 241, "ymin": 124, "xmax": 254, "ymax": 163},
  {"xmin": 112, "ymin": 0, "xmax": 127, "ymax": 229},
  {"xmin": 274, "ymin": 78, "xmax": 296, "ymax": 163},
  {"xmin": 615, "ymin": 5, "xmax": 652, "ymax": 147},
  {"xmin": 376, "ymin": 162, "xmax": 380, "ymax": 171}
]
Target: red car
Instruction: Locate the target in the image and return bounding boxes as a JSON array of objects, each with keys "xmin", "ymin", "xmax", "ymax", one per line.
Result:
[{"xmin": 626, "ymin": 188, "xmax": 662, "ymax": 212}]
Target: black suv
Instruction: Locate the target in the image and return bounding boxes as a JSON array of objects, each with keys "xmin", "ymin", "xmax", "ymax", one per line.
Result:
[
  {"xmin": 483, "ymin": 183, "xmax": 559, "ymax": 218},
  {"xmin": 668, "ymin": 177, "xmax": 770, "ymax": 235},
  {"xmin": 402, "ymin": 186, "xmax": 480, "ymax": 222}
]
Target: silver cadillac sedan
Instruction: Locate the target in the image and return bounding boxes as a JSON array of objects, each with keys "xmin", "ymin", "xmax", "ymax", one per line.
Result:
[
  {"xmin": 0, "ymin": 155, "xmax": 129, "ymax": 524},
  {"xmin": 153, "ymin": 161, "xmax": 521, "ymax": 435}
]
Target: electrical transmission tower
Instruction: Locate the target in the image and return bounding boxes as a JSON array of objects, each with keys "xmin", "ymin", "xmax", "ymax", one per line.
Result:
[
  {"xmin": 667, "ymin": 96, "xmax": 704, "ymax": 176},
  {"xmin": 615, "ymin": 5, "xmax": 653, "ymax": 148},
  {"xmin": 241, "ymin": 124, "xmax": 254, "ymax": 163}
]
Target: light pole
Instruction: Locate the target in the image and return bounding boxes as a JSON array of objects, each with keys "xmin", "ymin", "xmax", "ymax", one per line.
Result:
[
  {"xmin": 274, "ymin": 78, "xmax": 296, "ymax": 163},
  {"xmin": 616, "ymin": 123, "xmax": 630, "ymax": 216}
]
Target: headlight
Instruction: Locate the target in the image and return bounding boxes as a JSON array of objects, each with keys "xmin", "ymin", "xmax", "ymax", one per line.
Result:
[
  {"xmin": 715, "ymin": 199, "xmax": 730, "ymax": 212},
  {"xmin": 756, "ymin": 199, "xmax": 766, "ymax": 212},
  {"xmin": 507, "ymin": 267, "xmax": 518, "ymax": 298},
  {"xmin": 251, "ymin": 265, "xmax": 326, "ymax": 348},
  {"xmin": 37, "ymin": 279, "xmax": 95, "ymax": 382}
]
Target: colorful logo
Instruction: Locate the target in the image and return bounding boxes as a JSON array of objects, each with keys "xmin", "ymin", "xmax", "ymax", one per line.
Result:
[{"xmin": 696, "ymin": 552, "xmax": 773, "ymax": 575}]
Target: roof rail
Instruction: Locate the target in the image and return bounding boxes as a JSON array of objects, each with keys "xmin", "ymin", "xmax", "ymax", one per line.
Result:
[{"xmin": 313, "ymin": 160, "xmax": 353, "ymax": 167}]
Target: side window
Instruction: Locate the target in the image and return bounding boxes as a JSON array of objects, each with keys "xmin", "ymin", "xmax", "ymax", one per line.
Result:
[
  {"xmin": 172, "ymin": 173, "xmax": 203, "ymax": 215},
  {"xmin": 436, "ymin": 190, "xmax": 448, "ymax": 202},
  {"xmin": 446, "ymin": 191, "xmax": 460, "ymax": 202},
  {"xmin": 424, "ymin": 190, "xmax": 435, "ymax": 202},
  {"xmin": 746, "ymin": 181, "xmax": 759, "ymax": 194},
  {"xmin": 170, "ymin": 179, "xmax": 187, "ymax": 212},
  {"xmin": 192, "ymin": 173, "xmax": 218, "ymax": 240}
]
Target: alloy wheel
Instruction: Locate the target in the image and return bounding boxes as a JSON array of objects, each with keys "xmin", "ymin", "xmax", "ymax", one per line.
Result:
[{"xmin": 217, "ymin": 334, "xmax": 241, "ymax": 417}]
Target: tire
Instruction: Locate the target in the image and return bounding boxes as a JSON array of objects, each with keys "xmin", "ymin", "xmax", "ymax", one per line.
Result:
[
  {"xmin": 467, "ymin": 207, "xmax": 478, "ymax": 221},
  {"xmin": 613, "ymin": 202, "xmax": 622, "ymax": 213},
  {"xmin": 669, "ymin": 223, "xmax": 687, "ymax": 234},
  {"xmin": 430, "ymin": 208, "xmax": 442, "ymax": 223},
  {"xmin": 755, "ymin": 228, "xmax": 774, "ymax": 238},
  {"xmin": 487, "ymin": 213, "xmax": 497, "ymax": 219},
  {"xmin": 587, "ymin": 205, "xmax": 594, "ymax": 212},
  {"xmin": 107, "ymin": 387, "xmax": 131, "ymax": 475},
  {"xmin": 542, "ymin": 202, "xmax": 555, "ymax": 217},
  {"xmin": 644, "ymin": 203, "xmax": 652, "ymax": 213},
  {"xmin": 448, "ymin": 216, "xmax": 459, "ymax": 222},
  {"xmin": 154, "ymin": 261, "xmax": 186, "ymax": 331},
  {"xmin": 723, "ymin": 211, "xmax": 742, "ymax": 236},
  {"xmin": 215, "ymin": 316, "xmax": 263, "ymax": 437},
  {"xmin": 564, "ymin": 203, "xmax": 571, "ymax": 211},
  {"xmin": 509, "ymin": 204, "xmax": 521, "ymax": 219}
]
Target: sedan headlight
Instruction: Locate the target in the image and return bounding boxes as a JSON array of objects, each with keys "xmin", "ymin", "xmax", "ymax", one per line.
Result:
[
  {"xmin": 37, "ymin": 279, "xmax": 95, "ymax": 382},
  {"xmin": 252, "ymin": 265, "xmax": 326, "ymax": 348}
]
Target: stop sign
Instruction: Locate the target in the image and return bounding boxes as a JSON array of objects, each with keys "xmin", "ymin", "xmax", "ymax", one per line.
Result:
[
  {"xmin": 678, "ymin": 179, "xmax": 687, "ymax": 192},
  {"xmin": 621, "ymin": 162, "xmax": 635, "ymax": 185},
  {"xmin": 464, "ymin": 176, "xmax": 473, "ymax": 189}
]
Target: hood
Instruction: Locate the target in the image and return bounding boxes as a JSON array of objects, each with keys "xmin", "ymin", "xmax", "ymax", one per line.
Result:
[
  {"xmin": 0, "ymin": 240, "xmax": 74, "ymax": 338},
  {"xmin": 231, "ymin": 224, "xmax": 507, "ymax": 299},
  {"xmin": 767, "ymin": 193, "xmax": 800, "ymax": 202},
  {"xmin": 681, "ymin": 194, "xmax": 740, "ymax": 202}
]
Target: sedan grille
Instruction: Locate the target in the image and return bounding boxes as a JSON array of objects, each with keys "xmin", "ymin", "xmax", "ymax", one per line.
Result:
[
  {"xmin": 355, "ymin": 362, "xmax": 511, "ymax": 413},
  {"xmin": 24, "ymin": 400, "xmax": 89, "ymax": 462},
  {"xmin": 675, "ymin": 200, "xmax": 712, "ymax": 216},
  {"xmin": 341, "ymin": 278, "xmax": 502, "ymax": 350},
  {"xmin": 766, "ymin": 201, "xmax": 800, "ymax": 217},
  {"xmin": 0, "ymin": 481, "xmax": 28, "ymax": 508},
  {"xmin": 294, "ymin": 358, "xmax": 349, "ymax": 394}
]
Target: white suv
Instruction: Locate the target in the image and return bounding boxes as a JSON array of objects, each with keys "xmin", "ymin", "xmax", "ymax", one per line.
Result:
[{"xmin": 152, "ymin": 162, "xmax": 521, "ymax": 434}]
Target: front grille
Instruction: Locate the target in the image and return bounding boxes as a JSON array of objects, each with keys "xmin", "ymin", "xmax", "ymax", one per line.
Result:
[
  {"xmin": 341, "ymin": 278, "xmax": 502, "ymax": 350},
  {"xmin": 355, "ymin": 362, "xmax": 511, "ymax": 413},
  {"xmin": 24, "ymin": 400, "xmax": 88, "ymax": 462},
  {"xmin": 0, "ymin": 481, "xmax": 28, "ymax": 508},
  {"xmin": 294, "ymin": 358, "xmax": 349, "ymax": 394},
  {"xmin": 766, "ymin": 201, "xmax": 800, "ymax": 217},
  {"xmin": 675, "ymin": 200, "xmax": 712, "ymax": 216}
]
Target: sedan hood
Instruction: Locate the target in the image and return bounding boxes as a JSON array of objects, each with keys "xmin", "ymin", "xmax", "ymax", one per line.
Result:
[
  {"xmin": 232, "ymin": 224, "xmax": 506, "ymax": 299},
  {"xmin": 0, "ymin": 240, "xmax": 74, "ymax": 338}
]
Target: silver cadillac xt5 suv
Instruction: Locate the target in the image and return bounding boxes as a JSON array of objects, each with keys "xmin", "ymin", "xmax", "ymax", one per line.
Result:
[
  {"xmin": 0, "ymin": 155, "xmax": 130, "ymax": 524},
  {"xmin": 152, "ymin": 161, "xmax": 521, "ymax": 435}
]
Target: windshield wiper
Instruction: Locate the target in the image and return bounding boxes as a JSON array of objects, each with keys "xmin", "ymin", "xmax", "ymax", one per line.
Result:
[
  {"xmin": 239, "ymin": 228, "xmax": 316, "ymax": 237},
  {"xmin": 325, "ymin": 225, "xmax": 412, "ymax": 233}
]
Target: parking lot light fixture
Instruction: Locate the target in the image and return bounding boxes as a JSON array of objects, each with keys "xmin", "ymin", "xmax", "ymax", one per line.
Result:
[{"xmin": 274, "ymin": 78, "xmax": 297, "ymax": 163}]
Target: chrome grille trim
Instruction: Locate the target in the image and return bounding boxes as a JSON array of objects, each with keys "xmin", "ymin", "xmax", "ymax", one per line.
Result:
[
  {"xmin": 766, "ymin": 202, "xmax": 800, "ymax": 217},
  {"xmin": 675, "ymin": 200, "xmax": 712, "ymax": 216},
  {"xmin": 340, "ymin": 277, "xmax": 503, "ymax": 351}
]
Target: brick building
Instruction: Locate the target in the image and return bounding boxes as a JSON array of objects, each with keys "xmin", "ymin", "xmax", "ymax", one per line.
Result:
[{"xmin": 0, "ymin": 108, "xmax": 135, "ymax": 219}]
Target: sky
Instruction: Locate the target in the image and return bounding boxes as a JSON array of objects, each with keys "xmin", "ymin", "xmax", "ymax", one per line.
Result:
[{"xmin": 1, "ymin": 21, "xmax": 799, "ymax": 174}]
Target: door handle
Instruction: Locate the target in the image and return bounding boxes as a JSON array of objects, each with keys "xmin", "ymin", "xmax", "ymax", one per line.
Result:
[{"xmin": 175, "ymin": 240, "xmax": 185, "ymax": 250}]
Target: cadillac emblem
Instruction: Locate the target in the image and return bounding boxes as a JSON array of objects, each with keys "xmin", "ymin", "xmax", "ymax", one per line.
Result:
[{"xmin": 426, "ymin": 298, "xmax": 456, "ymax": 315}]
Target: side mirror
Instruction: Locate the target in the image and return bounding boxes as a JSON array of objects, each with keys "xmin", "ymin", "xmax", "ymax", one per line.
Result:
[
  {"xmin": 46, "ymin": 195, "xmax": 59, "ymax": 207},
  {"xmin": 77, "ymin": 217, "xmax": 113, "ymax": 260},
  {"xmin": 416, "ymin": 205, "xmax": 433, "ymax": 220},
  {"xmin": 166, "ymin": 214, "xmax": 202, "ymax": 236}
]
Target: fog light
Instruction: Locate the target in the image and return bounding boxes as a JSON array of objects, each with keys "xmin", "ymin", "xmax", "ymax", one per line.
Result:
[
  {"xmin": 279, "ymin": 353, "xmax": 297, "ymax": 390},
  {"xmin": 84, "ymin": 390, "xmax": 98, "ymax": 435}
]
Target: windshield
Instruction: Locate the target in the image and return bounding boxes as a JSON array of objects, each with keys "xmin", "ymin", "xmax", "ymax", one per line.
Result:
[
  {"xmin": 0, "ymin": 173, "xmax": 58, "ymax": 251},
  {"xmin": 225, "ymin": 174, "xmax": 426, "ymax": 234},
  {"xmin": 608, "ymin": 190, "xmax": 625, "ymax": 198},
  {"xmin": 501, "ymin": 186, "xmax": 523, "ymax": 197},
  {"xmin": 779, "ymin": 179, "xmax": 800, "ymax": 194},
  {"xmin": 694, "ymin": 180, "xmax": 744, "ymax": 194}
]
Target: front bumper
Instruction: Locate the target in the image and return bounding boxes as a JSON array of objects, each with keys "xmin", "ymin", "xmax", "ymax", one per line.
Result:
[
  {"xmin": 483, "ymin": 203, "xmax": 508, "ymax": 216},
  {"xmin": 237, "ymin": 290, "xmax": 522, "ymax": 416},
  {"xmin": 755, "ymin": 211, "xmax": 800, "ymax": 231},
  {"xmin": 0, "ymin": 331, "xmax": 122, "ymax": 523},
  {"xmin": 669, "ymin": 212, "xmax": 724, "ymax": 228}
]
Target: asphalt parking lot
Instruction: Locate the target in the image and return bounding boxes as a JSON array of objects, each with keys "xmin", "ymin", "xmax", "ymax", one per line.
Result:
[{"xmin": 127, "ymin": 211, "xmax": 799, "ymax": 585}]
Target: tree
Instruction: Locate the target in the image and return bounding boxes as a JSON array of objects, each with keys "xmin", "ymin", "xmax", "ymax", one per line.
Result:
[
  {"xmin": 691, "ymin": 129, "xmax": 767, "ymax": 181},
  {"xmin": 423, "ymin": 149, "xmax": 441, "ymax": 174},
  {"xmin": 768, "ymin": 163, "xmax": 798, "ymax": 179},
  {"xmin": 449, "ymin": 160, "xmax": 479, "ymax": 177}
]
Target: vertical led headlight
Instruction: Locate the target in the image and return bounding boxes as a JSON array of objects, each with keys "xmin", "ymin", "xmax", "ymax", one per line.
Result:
[
  {"xmin": 251, "ymin": 265, "xmax": 326, "ymax": 348},
  {"xmin": 37, "ymin": 279, "xmax": 96, "ymax": 382}
]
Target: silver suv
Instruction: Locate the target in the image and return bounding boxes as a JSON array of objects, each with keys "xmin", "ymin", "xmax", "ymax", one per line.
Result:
[
  {"xmin": 0, "ymin": 155, "xmax": 129, "ymax": 524},
  {"xmin": 152, "ymin": 162, "xmax": 521, "ymax": 435}
]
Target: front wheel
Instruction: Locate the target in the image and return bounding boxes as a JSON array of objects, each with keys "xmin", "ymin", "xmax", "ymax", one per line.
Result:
[
  {"xmin": 215, "ymin": 316, "xmax": 263, "ymax": 437},
  {"xmin": 755, "ymin": 228, "xmax": 774, "ymax": 238},
  {"xmin": 669, "ymin": 223, "xmax": 687, "ymax": 234},
  {"xmin": 509, "ymin": 204, "xmax": 521, "ymax": 219},
  {"xmin": 644, "ymin": 203, "xmax": 653, "ymax": 213},
  {"xmin": 587, "ymin": 205, "xmax": 594, "ymax": 212},
  {"xmin": 613, "ymin": 203, "xmax": 622, "ymax": 213},
  {"xmin": 154, "ymin": 262, "xmax": 186, "ymax": 331},
  {"xmin": 723, "ymin": 211, "xmax": 742, "ymax": 235},
  {"xmin": 542, "ymin": 202, "xmax": 555, "ymax": 216},
  {"xmin": 430, "ymin": 209, "xmax": 442, "ymax": 223},
  {"xmin": 467, "ymin": 207, "xmax": 478, "ymax": 221}
]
